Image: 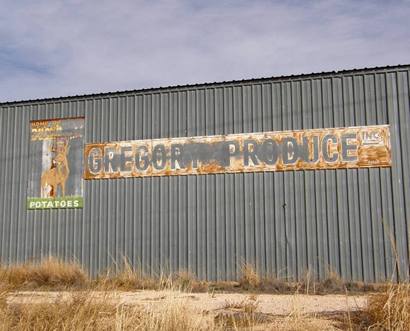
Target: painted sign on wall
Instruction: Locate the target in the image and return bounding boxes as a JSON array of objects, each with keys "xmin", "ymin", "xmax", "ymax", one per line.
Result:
[
  {"xmin": 84, "ymin": 125, "xmax": 391, "ymax": 180},
  {"xmin": 27, "ymin": 117, "xmax": 84, "ymax": 209}
]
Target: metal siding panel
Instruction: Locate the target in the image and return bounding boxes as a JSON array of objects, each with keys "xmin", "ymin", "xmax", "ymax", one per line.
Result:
[
  {"xmin": 117, "ymin": 98, "xmax": 126, "ymax": 267},
  {"xmin": 352, "ymin": 77, "xmax": 371, "ymax": 281},
  {"xmin": 365, "ymin": 75, "xmax": 384, "ymax": 281},
  {"xmin": 8, "ymin": 106, "xmax": 18, "ymax": 263},
  {"xmin": 159, "ymin": 93, "xmax": 169, "ymax": 274},
  {"xmin": 215, "ymin": 88, "xmax": 226, "ymax": 280},
  {"xmin": 223, "ymin": 88, "xmax": 236, "ymax": 279},
  {"xmin": 312, "ymin": 79, "xmax": 327, "ymax": 279},
  {"xmin": 397, "ymin": 71, "xmax": 410, "ymax": 280},
  {"xmin": 333, "ymin": 77, "xmax": 351, "ymax": 280},
  {"xmin": 1, "ymin": 107, "xmax": 8, "ymax": 262},
  {"xmin": 252, "ymin": 85, "xmax": 264, "ymax": 276},
  {"xmin": 272, "ymin": 83, "xmax": 286, "ymax": 278},
  {"xmin": 357, "ymin": 76, "xmax": 375, "ymax": 282},
  {"xmin": 205, "ymin": 89, "xmax": 216, "ymax": 280},
  {"xmin": 14, "ymin": 106, "xmax": 27, "ymax": 264},
  {"xmin": 262, "ymin": 83, "xmax": 274, "ymax": 277},
  {"xmin": 282, "ymin": 82, "xmax": 297, "ymax": 279},
  {"xmin": 342, "ymin": 77, "xmax": 360, "ymax": 280},
  {"xmin": 302, "ymin": 79, "xmax": 319, "ymax": 278},
  {"xmin": 293, "ymin": 81, "xmax": 307, "ymax": 279},
  {"xmin": 225, "ymin": 173, "xmax": 235, "ymax": 279},
  {"xmin": 374, "ymin": 73, "xmax": 394, "ymax": 280},
  {"xmin": 233, "ymin": 86, "xmax": 245, "ymax": 278},
  {"xmin": 0, "ymin": 66, "xmax": 409, "ymax": 282},
  {"xmin": 133, "ymin": 100, "xmax": 143, "ymax": 273},
  {"xmin": 323, "ymin": 79, "xmax": 341, "ymax": 277},
  {"xmin": 123, "ymin": 96, "xmax": 134, "ymax": 268},
  {"xmin": 234, "ymin": 172, "xmax": 245, "ymax": 278},
  {"xmin": 386, "ymin": 72, "xmax": 408, "ymax": 280},
  {"xmin": 151, "ymin": 94, "xmax": 160, "ymax": 274},
  {"xmin": 186, "ymin": 91, "xmax": 197, "ymax": 275},
  {"xmin": 243, "ymin": 91, "xmax": 255, "ymax": 272},
  {"xmin": 86, "ymin": 101, "xmax": 99, "ymax": 270},
  {"xmin": 196, "ymin": 90, "xmax": 206, "ymax": 279}
]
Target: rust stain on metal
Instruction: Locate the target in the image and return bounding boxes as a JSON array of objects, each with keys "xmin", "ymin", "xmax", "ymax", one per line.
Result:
[{"xmin": 84, "ymin": 125, "xmax": 391, "ymax": 180}]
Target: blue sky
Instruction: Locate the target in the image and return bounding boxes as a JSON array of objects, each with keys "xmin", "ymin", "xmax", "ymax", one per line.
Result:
[{"xmin": 0, "ymin": 0, "xmax": 409, "ymax": 102}]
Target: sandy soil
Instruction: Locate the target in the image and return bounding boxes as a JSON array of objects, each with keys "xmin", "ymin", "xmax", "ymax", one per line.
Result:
[{"xmin": 7, "ymin": 290, "xmax": 367, "ymax": 315}]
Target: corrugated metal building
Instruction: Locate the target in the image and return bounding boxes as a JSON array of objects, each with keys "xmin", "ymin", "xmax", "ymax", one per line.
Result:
[{"xmin": 0, "ymin": 65, "xmax": 409, "ymax": 282}]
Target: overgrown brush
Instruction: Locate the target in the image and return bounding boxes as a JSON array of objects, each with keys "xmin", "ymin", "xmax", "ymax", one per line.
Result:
[
  {"xmin": 94, "ymin": 260, "xmax": 158, "ymax": 291},
  {"xmin": 365, "ymin": 282, "xmax": 409, "ymax": 330},
  {"xmin": 0, "ymin": 290, "xmax": 206, "ymax": 330},
  {"xmin": 120, "ymin": 295, "xmax": 205, "ymax": 331},
  {"xmin": 94, "ymin": 260, "xmax": 208, "ymax": 292},
  {"xmin": 0, "ymin": 258, "xmax": 87, "ymax": 289},
  {"xmin": 215, "ymin": 296, "xmax": 261, "ymax": 328},
  {"xmin": 0, "ymin": 293, "xmax": 205, "ymax": 331},
  {"xmin": 238, "ymin": 263, "xmax": 261, "ymax": 289},
  {"xmin": 0, "ymin": 257, "xmax": 398, "ymax": 295},
  {"xmin": 1, "ymin": 292, "xmax": 117, "ymax": 330}
]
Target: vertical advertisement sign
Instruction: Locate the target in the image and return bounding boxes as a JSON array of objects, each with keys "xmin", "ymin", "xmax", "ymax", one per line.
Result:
[{"xmin": 27, "ymin": 117, "xmax": 84, "ymax": 209}]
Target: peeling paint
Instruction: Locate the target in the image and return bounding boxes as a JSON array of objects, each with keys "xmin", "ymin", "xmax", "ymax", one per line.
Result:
[{"xmin": 84, "ymin": 125, "xmax": 391, "ymax": 180}]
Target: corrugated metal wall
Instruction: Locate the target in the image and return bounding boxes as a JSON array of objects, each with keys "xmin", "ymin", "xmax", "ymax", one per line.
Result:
[{"xmin": 0, "ymin": 66, "xmax": 409, "ymax": 282}]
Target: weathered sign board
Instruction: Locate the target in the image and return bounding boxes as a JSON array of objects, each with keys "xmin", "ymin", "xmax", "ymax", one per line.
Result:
[
  {"xmin": 84, "ymin": 125, "xmax": 391, "ymax": 180},
  {"xmin": 27, "ymin": 117, "xmax": 84, "ymax": 209}
]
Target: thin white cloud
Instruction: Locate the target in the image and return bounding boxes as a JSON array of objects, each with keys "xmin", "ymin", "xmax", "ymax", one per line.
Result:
[{"xmin": 0, "ymin": 0, "xmax": 409, "ymax": 102}]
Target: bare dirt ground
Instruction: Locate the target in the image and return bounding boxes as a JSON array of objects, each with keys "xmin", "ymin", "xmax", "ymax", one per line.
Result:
[
  {"xmin": 2, "ymin": 259, "xmax": 407, "ymax": 329},
  {"xmin": 7, "ymin": 290, "xmax": 367, "ymax": 315},
  {"xmin": 6, "ymin": 290, "xmax": 368, "ymax": 330}
]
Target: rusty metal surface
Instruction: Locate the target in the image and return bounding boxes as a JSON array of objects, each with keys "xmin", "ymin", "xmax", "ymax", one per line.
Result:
[{"xmin": 84, "ymin": 125, "xmax": 391, "ymax": 179}]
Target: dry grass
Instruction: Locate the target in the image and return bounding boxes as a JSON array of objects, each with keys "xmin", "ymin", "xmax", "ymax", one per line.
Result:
[
  {"xmin": 238, "ymin": 265, "xmax": 388, "ymax": 295},
  {"xmin": 267, "ymin": 292, "xmax": 342, "ymax": 331},
  {"xmin": 0, "ymin": 281, "xmax": 408, "ymax": 330},
  {"xmin": 365, "ymin": 282, "xmax": 410, "ymax": 330},
  {"xmin": 0, "ymin": 289, "xmax": 207, "ymax": 331},
  {"xmin": 310, "ymin": 270, "xmax": 345, "ymax": 294},
  {"xmin": 123, "ymin": 296, "xmax": 207, "ymax": 331},
  {"xmin": 170, "ymin": 271, "xmax": 209, "ymax": 292},
  {"xmin": 0, "ymin": 287, "xmax": 348, "ymax": 331},
  {"xmin": 0, "ymin": 257, "xmax": 87, "ymax": 290},
  {"xmin": 269, "ymin": 315, "xmax": 340, "ymax": 331},
  {"xmin": 94, "ymin": 262, "xmax": 208, "ymax": 293},
  {"xmin": 223, "ymin": 297, "xmax": 259, "ymax": 314},
  {"xmin": 1, "ymin": 292, "xmax": 117, "ymax": 330},
  {"xmin": 0, "ymin": 257, "xmax": 392, "ymax": 295},
  {"xmin": 238, "ymin": 263, "xmax": 261, "ymax": 289},
  {"xmin": 94, "ymin": 261, "xmax": 158, "ymax": 291},
  {"xmin": 215, "ymin": 297, "xmax": 261, "ymax": 328}
]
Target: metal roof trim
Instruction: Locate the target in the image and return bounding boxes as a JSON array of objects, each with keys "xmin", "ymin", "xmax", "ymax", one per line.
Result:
[{"xmin": 1, "ymin": 64, "xmax": 409, "ymax": 107}]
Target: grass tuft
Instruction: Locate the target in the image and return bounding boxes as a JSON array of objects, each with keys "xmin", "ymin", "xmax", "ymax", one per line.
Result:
[
  {"xmin": 171, "ymin": 271, "xmax": 208, "ymax": 292},
  {"xmin": 0, "ymin": 257, "xmax": 87, "ymax": 289},
  {"xmin": 365, "ymin": 282, "xmax": 409, "ymax": 330},
  {"xmin": 0, "ymin": 291, "xmax": 118, "ymax": 330},
  {"xmin": 316, "ymin": 270, "xmax": 346, "ymax": 294},
  {"xmin": 0, "ymin": 289, "xmax": 206, "ymax": 330},
  {"xmin": 216, "ymin": 297, "xmax": 261, "ymax": 328},
  {"xmin": 0, "ymin": 257, "xmax": 401, "ymax": 295},
  {"xmin": 239, "ymin": 263, "xmax": 261, "ymax": 289},
  {"xmin": 94, "ymin": 261, "xmax": 158, "ymax": 291}
]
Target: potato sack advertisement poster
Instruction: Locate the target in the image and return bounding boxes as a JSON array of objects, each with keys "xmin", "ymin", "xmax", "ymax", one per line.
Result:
[{"xmin": 27, "ymin": 117, "xmax": 84, "ymax": 209}]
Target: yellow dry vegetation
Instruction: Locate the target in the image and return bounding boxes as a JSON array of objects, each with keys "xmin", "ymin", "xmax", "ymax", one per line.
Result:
[
  {"xmin": 0, "ymin": 258, "xmax": 408, "ymax": 330},
  {"xmin": 0, "ymin": 258, "xmax": 389, "ymax": 294},
  {"xmin": 365, "ymin": 282, "xmax": 409, "ymax": 330},
  {"xmin": 0, "ymin": 290, "xmax": 207, "ymax": 331},
  {"xmin": 0, "ymin": 257, "xmax": 87, "ymax": 289}
]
